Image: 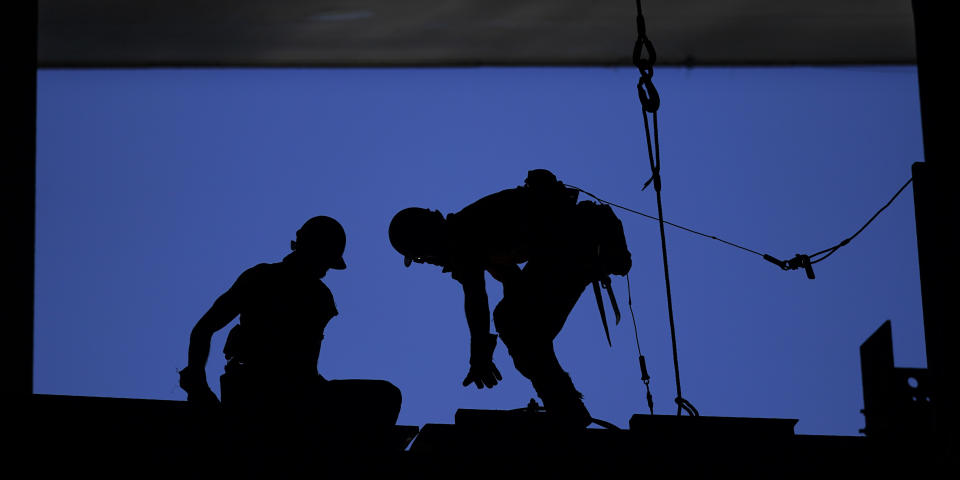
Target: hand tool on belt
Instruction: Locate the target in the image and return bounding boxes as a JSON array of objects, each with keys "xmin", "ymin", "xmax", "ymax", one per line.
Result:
[{"xmin": 593, "ymin": 275, "xmax": 621, "ymax": 347}]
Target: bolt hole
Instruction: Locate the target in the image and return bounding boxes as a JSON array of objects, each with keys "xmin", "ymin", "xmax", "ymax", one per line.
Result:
[{"xmin": 907, "ymin": 377, "xmax": 919, "ymax": 389}]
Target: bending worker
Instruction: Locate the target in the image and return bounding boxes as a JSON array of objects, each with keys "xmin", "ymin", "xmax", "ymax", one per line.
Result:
[
  {"xmin": 389, "ymin": 170, "xmax": 632, "ymax": 428},
  {"xmin": 179, "ymin": 216, "xmax": 402, "ymax": 431}
]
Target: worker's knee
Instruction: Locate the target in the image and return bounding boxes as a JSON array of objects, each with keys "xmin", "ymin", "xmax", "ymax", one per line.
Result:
[
  {"xmin": 505, "ymin": 345, "xmax": 559, "ymax": 382},
  {"xmin": 378, "ymin": 380, "xmax": 402, "ymax": 414},
  {"xmin": 367, "ymin": 380, "xmax": 402, "ymax": 425},
  {"xmin": 325, "ymin": 379, "xmax": 402, "ymax": 424},
  {"xmin": 492, "ymin": 296, "xmax": 522, "ymax": 333}
]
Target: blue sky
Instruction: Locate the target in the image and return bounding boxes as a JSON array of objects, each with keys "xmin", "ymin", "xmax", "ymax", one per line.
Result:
[{"xmin": 35, "ymin": 66, "xmax": 924, "ymax": 435}]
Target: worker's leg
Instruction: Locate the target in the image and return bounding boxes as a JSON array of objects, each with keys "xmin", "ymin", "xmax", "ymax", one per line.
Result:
[
  {"xmin": 315, "ymin": 379, "xmax": 403, "ymax": 428},
  {"xmin": 222, "ymin": 367, "xmax": 401, "ymax": 434},
  {"xmin": 494, "ymin": 261, "xmax": 591, "ymax": 427},
  {"xmin": 500, "ymin": 332, "xmax": 591, "ymax": 428}
]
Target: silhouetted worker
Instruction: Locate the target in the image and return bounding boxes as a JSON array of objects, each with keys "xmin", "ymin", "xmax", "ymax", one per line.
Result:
[
  {"xmin": 389, "ymin": 170, "xmax": 631, "ymax": 428},
  {"xmin": 179, "ymin": 216, "xmax": 402, "ymax": 433}
]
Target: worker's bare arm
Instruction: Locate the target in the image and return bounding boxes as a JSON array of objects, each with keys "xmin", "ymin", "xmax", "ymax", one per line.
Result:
[
  {"xmin": 458, "ymin": 269, "xmax": 490, "ymax": 338},
  {"xmin": 180, "ymin": 286, "xmax": 242, "ymax": 405},
  {"xmin": 456, "ymin": 269, "xmax": 502, "ymax": 389},
  {"xmin": 187, "ymin": 290, "xmax": 241, "ymax": 368}
]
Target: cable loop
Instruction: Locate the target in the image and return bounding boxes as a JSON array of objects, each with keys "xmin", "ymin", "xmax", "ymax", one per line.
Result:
[
  {"xmin": 570, "ymin": 178, "xmax": 912, "ymax": 280},
  {"xmin": 675, "ymin": 397, "xmax": 700, "ymax": 417},
  {"xmin": 637, "ymin": 77, "xmax": 660, "ymax": 113},
  {"xmin": 633, "ymin": 37, "xmax": 657, "ymax": 70}
]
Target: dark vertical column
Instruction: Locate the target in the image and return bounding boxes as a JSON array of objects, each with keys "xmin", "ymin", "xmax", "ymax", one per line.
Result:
[
  {"xmin": 860, "ymin": 321, "xmax": 895, "ymax": 437},
  {"xmin": 1, "ymin": 2, "xmax": 37, "ymax": 399},
  {"xmin": 911, "ymin": 0, "xmax": 953, "ymax": 449}
]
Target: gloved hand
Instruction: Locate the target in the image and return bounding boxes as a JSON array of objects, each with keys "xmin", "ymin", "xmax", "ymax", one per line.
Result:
[
  {"xmin": 462, "ymin": 333, "xmax": 503, "ymax": 389},
  {"xmin": 179, "ymin": 365, "xmax": 220, "ymax": 408}
]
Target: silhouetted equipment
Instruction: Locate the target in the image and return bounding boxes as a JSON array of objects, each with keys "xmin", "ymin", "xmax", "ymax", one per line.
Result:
[
  {"xmin": 593, "ymin": 280, "xmax": 611, "ymax": 346},
  {"xmin": 638, "ymin": 354, "xmax": 654, "ymax": 414},
  {"xmin": 593, "ymin": 275, "xmax": 622, "ymax": 347},
  {"xmin": 575, "ymin": 180, "xmax": 913, "ymax": 280},
  {"xmin": 764, "ymin": 253, "xmax": 816, "ymax": 279},
  {"xmin": 632, "ymin": 0, "xmax": 696, "ymax": 418},
  {"xmin": 621, "ymin": 272, "xmax": 655, "ymax": 415},
  {"xmin": 798, "ymin": 176, "xmax": 915, "ymax": 275},
  {"xmin": 860, "ymin": 320, "xmax": 935, "ymax": 438},
  {"xmin": 602, "ymin": 277, "xmax": 621, "ymax": 324}
]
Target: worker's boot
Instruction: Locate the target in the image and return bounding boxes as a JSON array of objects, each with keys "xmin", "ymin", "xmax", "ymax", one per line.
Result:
[{"xmin": 535, "ymin": 373, "xmax": 592, "ymax": 429}]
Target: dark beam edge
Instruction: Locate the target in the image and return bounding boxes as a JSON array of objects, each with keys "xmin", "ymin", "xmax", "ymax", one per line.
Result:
[
  {"xmin": 37, "ymin": 59, "xmax": 919, "ymax": 69},
  {"xmin": 3, "ymin": 0, "xmax": 36, "ymax": 402},
  {"xmin": 911, "ymin": 0, "xmax": 953, "ymax": 451}
]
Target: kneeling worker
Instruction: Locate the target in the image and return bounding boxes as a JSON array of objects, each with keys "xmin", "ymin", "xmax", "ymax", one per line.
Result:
[{"xmin": 179, "ymin": 216, "xmax": 402, "ymax": 432}]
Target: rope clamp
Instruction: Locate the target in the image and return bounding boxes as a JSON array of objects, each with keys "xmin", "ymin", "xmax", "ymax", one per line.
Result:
[{"xmin": 763, "ymin": 253, "xmax": 816, "ymax": 279}]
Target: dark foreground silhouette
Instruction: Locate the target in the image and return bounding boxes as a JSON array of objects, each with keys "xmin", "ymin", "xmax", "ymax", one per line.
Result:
[
  {"xmin": 390, "ymin": 169, "xmax": 631, "ymax": 428},
  {"xmin": 26, "ymin": 393, "xmax": 936, "ymax": 478},
  {"xmin": 180, "ymin": 216, "xmax": 402, "ymax": 447}
]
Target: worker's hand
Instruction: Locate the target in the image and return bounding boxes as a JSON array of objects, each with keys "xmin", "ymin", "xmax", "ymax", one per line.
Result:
[
  {"xmin": 462, "ymin": 362, "xmax": 502, "ymax": 389},
  {"xmin": 179, "ymin": 365, "xmax": 220, "ymax": 408},
  {"xmin": 462, "ymin": 333, "xmax": 502, "ymax": 389}
]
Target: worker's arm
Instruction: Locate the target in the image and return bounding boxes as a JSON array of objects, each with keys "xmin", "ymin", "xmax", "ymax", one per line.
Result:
[
  {"xmin": 180, "ymin": 283, "xmax": 242, "ymax": 406},
  {"xmin": 455, "ymin": 268, "xmax": 502, "ymax": 389}
]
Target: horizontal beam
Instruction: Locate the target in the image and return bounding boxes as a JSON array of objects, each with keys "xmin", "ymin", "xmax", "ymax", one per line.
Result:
[{"xmin": 40, "ymin": 0, "xmax": 916, "ymax": 67}]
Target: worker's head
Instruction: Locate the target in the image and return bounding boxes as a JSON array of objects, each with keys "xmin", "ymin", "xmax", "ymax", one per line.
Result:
[
  {"xmin": 388, "ymin": 207, "xmax": 447, "ymax": 267},
  {"xmin": 291, "ymin": 216, "xmax": 347, "ymax": 272}
]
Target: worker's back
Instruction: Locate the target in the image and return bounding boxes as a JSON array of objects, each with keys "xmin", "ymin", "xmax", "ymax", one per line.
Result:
[{"xmin": 220, "ymin": 259, "xmax": 337, "ymax": 407}]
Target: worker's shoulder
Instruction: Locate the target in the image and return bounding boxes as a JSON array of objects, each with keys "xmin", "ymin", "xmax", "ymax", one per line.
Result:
[
  {"xmin": 242, "ymin": 261, "xmax": 281, "ymax": 275},
  {"xmin": 454, "ymin": 186, "xmax": 527, "ymax": 218},
  {"xmin": 234, "ymin": 262, "xmax": 283, "ymax": 285},
  {"xmin": 478, "ymin": 186, "xmax": 528, "ymax": 203}
]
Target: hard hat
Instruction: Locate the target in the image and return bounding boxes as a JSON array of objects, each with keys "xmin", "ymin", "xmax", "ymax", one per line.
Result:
[
  {"xmin": 295, "ymin": 216, "xmax": 346, "ymax": 270},
  {"xmin": 388, "ymin": 207, "xmax": 444, "ymax": 267}
]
